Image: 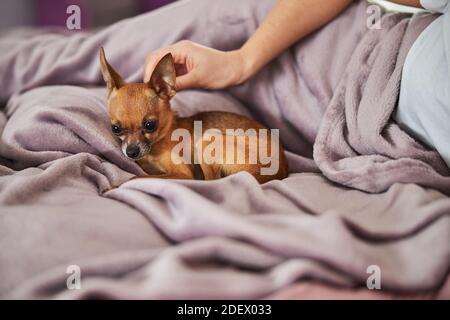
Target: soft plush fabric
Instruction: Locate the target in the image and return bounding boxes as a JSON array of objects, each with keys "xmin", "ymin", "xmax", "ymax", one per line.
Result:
[{"xmin": 0, "ymin": 0, "xmax": 449, "ymax": 299}]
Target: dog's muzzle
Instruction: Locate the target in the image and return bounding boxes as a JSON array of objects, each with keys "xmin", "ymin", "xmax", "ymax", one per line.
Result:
[{"xmin": 122, "ymin": 142, "xmax": 151, "ymax": 160}]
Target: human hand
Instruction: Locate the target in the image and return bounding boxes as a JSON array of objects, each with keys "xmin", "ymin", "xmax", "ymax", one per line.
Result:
[{"xmin": 144, "ymin": 40, "xmax": 249, "ymax": 91}]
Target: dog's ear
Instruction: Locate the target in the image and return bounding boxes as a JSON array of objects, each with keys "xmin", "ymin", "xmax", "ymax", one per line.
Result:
[
  {"xmin": 148, "ymin": 53, "xmax": 176, "ymax": 100},
  {"xmin": 99, "ymin": 47, "xmax": 125, "ymax": 96}
]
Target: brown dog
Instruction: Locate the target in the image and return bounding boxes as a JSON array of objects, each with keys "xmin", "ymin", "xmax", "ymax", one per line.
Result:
[{"xmin": 99, "ymin": 47, "xmax": 288, "ymax": 183}]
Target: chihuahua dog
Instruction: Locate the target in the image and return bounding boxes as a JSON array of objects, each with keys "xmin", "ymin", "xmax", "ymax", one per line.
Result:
[{"xmin": 99, "ymin": 47, "xmax": 288, "ymax": 183}]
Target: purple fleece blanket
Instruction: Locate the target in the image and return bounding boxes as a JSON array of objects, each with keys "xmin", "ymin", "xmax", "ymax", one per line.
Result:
[{"xmin": 0, "ymin": 0, "xmax": 449, "ymax": 299}]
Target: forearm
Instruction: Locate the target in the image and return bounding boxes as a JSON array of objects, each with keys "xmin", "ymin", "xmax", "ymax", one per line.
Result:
[
  {"xmin": 237, "ymin": 0, "xmax": 353, "ymax": 82},
  {"xmin": 385, "ymin": 0, "xmax": 422, "ymax": 7}
]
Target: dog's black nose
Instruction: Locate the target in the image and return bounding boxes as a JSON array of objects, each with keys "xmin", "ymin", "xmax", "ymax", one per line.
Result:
[{"xmin": 126, "ymin": 145, "xmax": 140, "ymax": 159}]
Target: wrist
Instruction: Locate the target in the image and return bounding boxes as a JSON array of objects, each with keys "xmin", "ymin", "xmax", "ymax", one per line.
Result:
[{"xmin": 227, "ymin": 48, "xmax": 257, "ymax": 86}]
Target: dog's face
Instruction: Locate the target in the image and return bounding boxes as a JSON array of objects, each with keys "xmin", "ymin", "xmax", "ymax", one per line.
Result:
[{"xmin": 99, "ymin": 48, "xmax": 176, "ymax": 160}]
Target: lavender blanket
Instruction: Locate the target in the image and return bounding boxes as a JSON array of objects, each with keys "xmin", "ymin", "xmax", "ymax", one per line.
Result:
[{"xmin": 1, "ymin": 0, "xmax": 449, "ymax": 299}]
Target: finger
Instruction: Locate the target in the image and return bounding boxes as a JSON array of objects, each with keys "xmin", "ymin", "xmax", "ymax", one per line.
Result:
[
  {"xmin": 143, "ymin": 48, "xmax": 172, "ymax": 82},
  {"xmin": 144, "ymin": 45, "xmax": 187, "ymax": 82},
  {"xmin": 144, "ymin": 52, "xmax": 161, "ymax": 82},
  {"xmin": 175, "ymin": 72, "xmax": 197, "ymax": 91}
]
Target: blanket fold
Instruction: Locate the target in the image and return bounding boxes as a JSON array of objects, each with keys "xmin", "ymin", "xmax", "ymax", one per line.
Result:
[{"xmin": 314, "ymin": 10, "xmax": 450, "ymax": 195}]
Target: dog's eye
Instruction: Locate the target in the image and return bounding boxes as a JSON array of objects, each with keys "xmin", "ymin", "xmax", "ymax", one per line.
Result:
[
  {"xmin": 111, "ymin": 124, "xmax": 122, "ymax": 134},
  {"xmin": 143, "ymin": 120, "xmax": 157, "ymax": 132}
]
